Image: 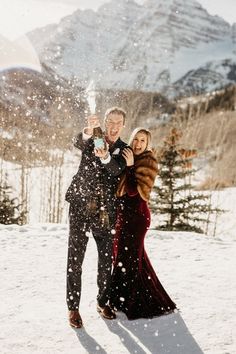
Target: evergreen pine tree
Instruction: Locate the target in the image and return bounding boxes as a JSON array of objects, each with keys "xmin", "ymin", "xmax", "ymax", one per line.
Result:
[
  {"xmin": 151, "ymin": 128, "xmax": 221, "ymax": 233},
  {"xmin": 0, "ymin": 181, "xmax": 27, "ymax": 225}
]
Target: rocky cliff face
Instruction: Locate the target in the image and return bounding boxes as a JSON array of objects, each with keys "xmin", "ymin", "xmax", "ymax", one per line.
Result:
[{"xmin": 26, "ymin": 0, "xmax": 236, "ymax": 96}]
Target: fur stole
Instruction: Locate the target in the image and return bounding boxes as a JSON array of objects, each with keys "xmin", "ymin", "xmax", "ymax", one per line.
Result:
[{"xmin": 117, "ymin": 150, "xmax": 158, "ymax": 201}]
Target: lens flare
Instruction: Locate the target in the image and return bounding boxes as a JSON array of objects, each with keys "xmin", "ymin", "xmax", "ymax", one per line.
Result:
[{"xmin": 0, "ymin": 34, "xmax": 41, "ymax": 73}]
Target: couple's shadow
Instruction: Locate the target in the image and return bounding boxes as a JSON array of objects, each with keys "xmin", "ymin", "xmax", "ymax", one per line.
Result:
[
  {"xmin": 74, "ymin": 311, "xmax": 204, "ymax": 354},
  {"xmin": 74, "ymin": 327, "xmax": 107, "ymax": 354},
  {"xmin": 105, "ymin": 311, "xmax": 204, "ymax": 354}
]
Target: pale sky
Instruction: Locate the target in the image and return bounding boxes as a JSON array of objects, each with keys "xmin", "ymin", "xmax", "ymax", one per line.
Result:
[
  {"xmin": 0, "ymin": 0, "xmax": 235, "ymax": 72},
  {"xmin": 0, "ymin": 0, "xmax": 236, "ymax": 40}
]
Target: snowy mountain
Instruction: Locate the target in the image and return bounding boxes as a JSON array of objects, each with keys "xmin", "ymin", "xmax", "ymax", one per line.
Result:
[
  {"xmin": 165, "ymin": 58, "xmax": 236, "ymax": 97},
  {"xmin": 28, "ymin": 0, "xmax": 236, "ymax": 96}
]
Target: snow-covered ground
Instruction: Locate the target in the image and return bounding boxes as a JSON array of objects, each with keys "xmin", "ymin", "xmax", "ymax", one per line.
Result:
[{"xmin": 0, "ymin": 185, "xmax": 235, "ymax": 354}]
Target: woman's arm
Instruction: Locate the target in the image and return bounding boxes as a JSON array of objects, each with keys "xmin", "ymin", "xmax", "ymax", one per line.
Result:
[
  {"xmin": 125, "ymin": 166, "xmax": 138, "ymax": 196},
  {"xmin": 122, "ymin": 148, "xmax": 138, "ymax": 196}
]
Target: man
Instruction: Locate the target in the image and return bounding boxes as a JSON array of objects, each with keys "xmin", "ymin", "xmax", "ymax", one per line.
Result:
[{"xmin": 65, "ymin": 107, "xmax": 127, "ymax": 328}]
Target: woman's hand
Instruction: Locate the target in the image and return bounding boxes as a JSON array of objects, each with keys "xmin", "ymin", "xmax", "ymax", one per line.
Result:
[{"xmin": 122, "ymin": 148, "xmax": 134, "ymax": 166}]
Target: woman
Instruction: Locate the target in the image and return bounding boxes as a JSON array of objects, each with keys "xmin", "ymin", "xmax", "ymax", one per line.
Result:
[{"xmin": 110, "ymin": 128, "xmax": 176, "ymax": 320}]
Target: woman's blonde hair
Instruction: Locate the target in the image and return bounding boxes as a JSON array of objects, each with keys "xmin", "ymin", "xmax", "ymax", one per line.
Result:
[{"xmin": 128, "ymin": 127, "xmax": 152, "ymax": 151}]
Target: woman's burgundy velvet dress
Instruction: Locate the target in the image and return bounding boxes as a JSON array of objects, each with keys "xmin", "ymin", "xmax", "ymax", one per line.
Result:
[{"xmin": 110, "ymin": 166, "xmax": 176, "ymax": 320}]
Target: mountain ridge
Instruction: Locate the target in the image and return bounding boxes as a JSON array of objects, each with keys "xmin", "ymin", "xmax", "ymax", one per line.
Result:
[{"xmin": 25, "ymin": 0, "xmax": 236, "ymax": 96}]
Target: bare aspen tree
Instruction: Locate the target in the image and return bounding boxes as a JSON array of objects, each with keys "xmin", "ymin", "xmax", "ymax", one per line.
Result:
[
  {"xmin": 204, "ymin": 191, "xmax": 212, "ymax": 235},
  {"xmin": 57, "ymin": 152, "xmax": 64, "ymax": 223},
  {"xmin": 213, "ymin": 191, "xmax": 221, "ymax": 237},
  {"xmin": 20, "ymin": 164, "xmax": 29, "ymax": 223},
  {"xmin": 48, "ymin": 163, "xmax": 54, "ymax": 223}
]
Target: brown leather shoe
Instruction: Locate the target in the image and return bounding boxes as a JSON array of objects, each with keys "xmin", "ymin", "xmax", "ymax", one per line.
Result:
[
  {"xmin": 69, "ymin": 310, "xmax": 83, "ymax": 328},
  {"xmin": 97, "ymin": 304, "xmax": 116, "ymax": 320}
]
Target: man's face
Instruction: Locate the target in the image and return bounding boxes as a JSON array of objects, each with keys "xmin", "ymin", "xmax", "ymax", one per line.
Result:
[{"xmin": 105, "ymin": 113, "xmax": 125, "ymax": 143}]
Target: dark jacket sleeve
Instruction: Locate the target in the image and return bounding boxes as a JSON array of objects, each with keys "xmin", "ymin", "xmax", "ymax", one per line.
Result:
[
  {"xmin": 73, "ymin": 133, "xmax": 92, "ymax": 150},
  {"xmin": 125, "ymin": 166, "xmax": 138, "ymax": 196},
  {"xmin": 73, "ymin": 132, "xmax": 94, "ymax": 154},
  {"xmin": 102, "ymin": 153, "xmax": 127, "ymax": 176}
]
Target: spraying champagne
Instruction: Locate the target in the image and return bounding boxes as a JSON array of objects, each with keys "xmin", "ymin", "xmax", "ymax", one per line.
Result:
[
  {"xmin": 85, "ymin": 80, "xmax": 105, "ymax": 149},
  {"xmin": 86, "ymin": 80, "xmax": 96, "ymax": 114}
]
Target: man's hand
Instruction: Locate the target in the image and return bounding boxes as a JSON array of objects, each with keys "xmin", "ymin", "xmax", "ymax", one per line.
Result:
[
  {"xmin": 94, "ymin": 143, "xmax": 109, "ymax": 160},
  {"xmin": 84, "ymin": 115, "xmax": 100, "ymax": 135},
  {"xmin": 122, "ymin": 148, "xmax": 134, "ymax": 166}
]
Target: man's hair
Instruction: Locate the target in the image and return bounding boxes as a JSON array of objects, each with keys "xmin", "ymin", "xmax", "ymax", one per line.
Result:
[{"xmin": 104, "ymin": 106, "xmax": 126, "ymax": 124}]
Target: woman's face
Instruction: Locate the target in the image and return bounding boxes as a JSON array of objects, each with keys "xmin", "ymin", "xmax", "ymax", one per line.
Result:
[{"xmin": 131, "ymin": 132, "xmax": 148, "ymax": 155}]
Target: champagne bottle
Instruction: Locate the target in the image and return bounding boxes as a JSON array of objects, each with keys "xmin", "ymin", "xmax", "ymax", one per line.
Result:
[
  {"xmin": 93, "ymin": 126, "xmax": 105, "ymax": 149},
  {"xmin": 99, "ymin": 205, "xmax": 110, "ymax": 229}
]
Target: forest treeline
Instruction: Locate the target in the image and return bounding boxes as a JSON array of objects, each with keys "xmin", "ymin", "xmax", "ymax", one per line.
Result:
[{"xmin": 0, "ymin": 68, "xmax": 235, "ymax": 223}]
